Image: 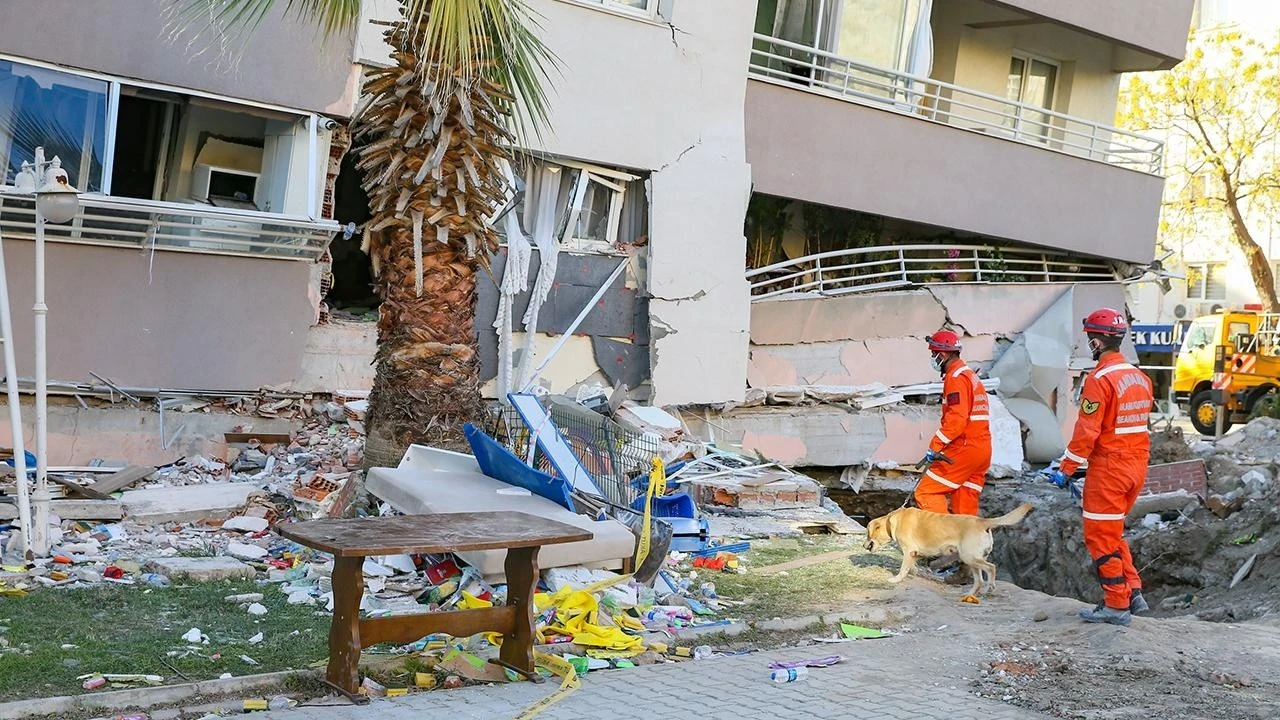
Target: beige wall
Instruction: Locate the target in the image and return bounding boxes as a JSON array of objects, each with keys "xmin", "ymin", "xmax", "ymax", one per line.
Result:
[
  {"xmin": 0, "ymin": 0, "xmax": 358, "ymax": 114},
  {"xmin": 0, "ymin": 239, "xmax": 315, "ymax": 390},
  {"xmin": 745, "ymin": 80, "xmax": 1164, "ymax": 264},
  {"xmin": 933, "ymin": 0, "xmax": 1121, "ymax": 128},
  {"xmin": 992, "ymin": 0, "xmax": 1195, "ymax": 67}
]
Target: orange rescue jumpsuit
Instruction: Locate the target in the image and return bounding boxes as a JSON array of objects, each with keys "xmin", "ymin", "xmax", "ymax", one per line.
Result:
[
  {"xmin": 1058, "ymin": 352, "xmax": 1153, "ymax": 611},
  {"xmin": 914, "ymin": 359, "xmax": 992, "ymax": 515}
]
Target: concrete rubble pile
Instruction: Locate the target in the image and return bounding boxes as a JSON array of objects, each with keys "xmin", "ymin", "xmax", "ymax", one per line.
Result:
[
  {"xmin": 0, "ymin": 395, "xmax": 367, "ymax": 591},
  {"xmin": 987, "ymin": 418, "xmax": 1280, "ymax": 624}
]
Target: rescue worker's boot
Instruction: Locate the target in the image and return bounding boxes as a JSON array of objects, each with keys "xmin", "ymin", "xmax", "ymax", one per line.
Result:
[
  {"xmin": 1079, "ymin": 604, "xmax": 1131, "ymax": 626},
  {"xmin": 1129, "ymin": 590, "xmax": 1149, "ymax": 615}
]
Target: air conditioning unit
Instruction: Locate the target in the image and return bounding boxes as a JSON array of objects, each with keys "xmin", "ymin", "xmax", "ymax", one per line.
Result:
[{"xmin": 1173, "ymin": 304, "xmax": 1188, "ymax": 319}]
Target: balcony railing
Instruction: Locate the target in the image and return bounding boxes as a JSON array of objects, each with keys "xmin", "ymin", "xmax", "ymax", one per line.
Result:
[
  {"xmin": 749, "ymin": 34, "xmax": 1164, "ymax": 175},
  {"xmin": 746, "ymin": 243, "xmax": 1116, "ymax": 300},
  {"xmin": 0, "ymin": 193, "xmax": 336, "ymax": 261}
]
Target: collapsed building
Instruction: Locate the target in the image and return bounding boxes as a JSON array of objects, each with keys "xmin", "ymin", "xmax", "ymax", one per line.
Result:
[{"xmin": 0, "ymin": 0, "xmax": 1196, "ymax": 486}]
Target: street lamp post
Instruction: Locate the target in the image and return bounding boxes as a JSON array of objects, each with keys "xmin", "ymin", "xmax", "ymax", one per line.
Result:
[{"xmin": 14, "ymin": 147, "xmax": 80, "ymax": 556}]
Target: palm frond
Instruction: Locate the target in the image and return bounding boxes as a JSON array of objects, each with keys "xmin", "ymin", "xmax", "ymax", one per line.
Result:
[
  {"xmin": 165, "ymin": 0, "xmax": 362, "ymax": 40},
  {"xmin": 405, "ymin": 0, "xmax": 560, "ymax": 145}
]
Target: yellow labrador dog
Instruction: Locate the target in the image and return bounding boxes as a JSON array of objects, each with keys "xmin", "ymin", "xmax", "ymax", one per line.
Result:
[{"xmin": 863, "ymin": 503, "xmax": 1034, "ymax": 601}]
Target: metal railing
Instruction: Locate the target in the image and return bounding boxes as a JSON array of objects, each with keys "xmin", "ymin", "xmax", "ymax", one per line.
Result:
[
  {"xmin": 746, "ymin": 243, "xmax": 1116, "ymax": 300},
  {"xmin": 0, "ymin": 193, "xmax": 337, "ymax": 261},
  {"xmin": 749, "ymin": 34, "xmax": 1165, "ymax": 175}
]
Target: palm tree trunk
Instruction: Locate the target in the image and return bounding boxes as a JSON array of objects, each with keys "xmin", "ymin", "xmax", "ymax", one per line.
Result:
[
  {"xmin": 356, "ymin": 2, "xmax": 517, "ymax": 463},
  {"xmin": 365, "ymin": 233, "xmax": 485, "ymax": 462}
]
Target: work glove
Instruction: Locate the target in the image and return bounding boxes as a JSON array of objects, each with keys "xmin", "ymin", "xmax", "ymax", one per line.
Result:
[
  {"xmin": 918, "ymin": 449, "xmax": 939, "ymax": 468},
  {"xmin": 1042, "ymin": 469, "xmax": 1069, "ymax": 489}
]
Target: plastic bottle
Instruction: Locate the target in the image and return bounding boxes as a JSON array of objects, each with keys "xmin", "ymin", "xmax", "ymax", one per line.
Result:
[{"xmin": 770, "ymin": 667, "xmax": 809, "ymax": 683}]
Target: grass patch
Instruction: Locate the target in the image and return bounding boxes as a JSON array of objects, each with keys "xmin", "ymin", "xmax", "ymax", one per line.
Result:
[
  {"xmin": 710, "ymin": 535, "xmax": 898, "ymax": 621},
  {"xmin": 0, "ymin": 580, "xmax": 330, "ymax": 702}
]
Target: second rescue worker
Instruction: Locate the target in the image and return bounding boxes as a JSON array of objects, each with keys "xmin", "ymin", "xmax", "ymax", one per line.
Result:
[
  {"xmin": 914, "ymin": 330, "xmax": 993, "ymax": 515},
  {"xmin": 1046, "ymin": 308, "xmax": 1154, "ymax": 626}
]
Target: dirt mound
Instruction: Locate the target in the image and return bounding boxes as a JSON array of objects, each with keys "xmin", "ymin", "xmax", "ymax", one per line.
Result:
[
  {"xmin": 1149, "ymin": 423, "xmax": 1194, "ymax": 464},
  {"xmin": 985, "ymin": 416, "xmax": 1280, "ymax": 624}
]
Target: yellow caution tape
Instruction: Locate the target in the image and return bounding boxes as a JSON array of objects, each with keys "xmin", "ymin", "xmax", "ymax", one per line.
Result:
[
  {"xmin": 514, "ymin": 652, "xmax": 580, "ymax": 720},
  {"xmin": 635, "ymin": 457, "xmax": 667, "ymax": 570}
]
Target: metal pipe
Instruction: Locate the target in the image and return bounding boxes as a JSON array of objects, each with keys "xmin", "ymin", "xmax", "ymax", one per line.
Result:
[
  {"xmin": 31, "ymin": 149, "xmax": 49, "ymax": 556},
  {"xmin": 0, "ymin": 196, "xmax": 33, "ymax": 558},
  {"xmin": 520, "ymin": 258, "xmax": 629, "ymax": 393}
]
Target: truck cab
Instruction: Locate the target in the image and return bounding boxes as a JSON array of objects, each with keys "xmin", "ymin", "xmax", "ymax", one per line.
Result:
[{"xmin": 1174, "ymin": 307, "xmax": 1280, "ymax": 435}]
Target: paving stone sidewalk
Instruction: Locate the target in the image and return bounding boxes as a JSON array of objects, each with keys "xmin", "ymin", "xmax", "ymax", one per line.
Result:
[{"xmin": 257, "ymin": 636, "xmax": 1052, "ymax": 720}]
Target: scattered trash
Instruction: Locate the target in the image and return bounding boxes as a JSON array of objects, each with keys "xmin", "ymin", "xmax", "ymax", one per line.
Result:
[
  {"xmin": 770, "ymin": 666, "xmax": 809, "ymax": 683},
  {"xmin": 246, "ymin": 602, "xmax": 268, "ymax": 616},
  {"xmin": 181, "ymin": 627, "xmax": 208, "ymax": 644},
  {"xmin": 240, "ymin": 654, "xmax": 259, "ymax": 666},
  {"xmin": 768, "ymin": 655, "xmax": 843, "ymax": 669},
  {"xmin": 839, "ymin": 623, "xmax": 888, "ymax": 639},
  {"xmin": 248, "ymin": 631, "xmax": 264, "ymax": 644}
]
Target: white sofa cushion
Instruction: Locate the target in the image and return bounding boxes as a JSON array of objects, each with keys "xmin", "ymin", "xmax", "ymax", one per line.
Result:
[{"xmin": 364, "ymin": 445, "xmax": 635, "ymax": 581}]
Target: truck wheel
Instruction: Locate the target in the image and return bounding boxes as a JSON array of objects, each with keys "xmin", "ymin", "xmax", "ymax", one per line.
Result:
[{"xmin": 1190, "ymin": 390, "xmax": 1232, "ymax": 436}]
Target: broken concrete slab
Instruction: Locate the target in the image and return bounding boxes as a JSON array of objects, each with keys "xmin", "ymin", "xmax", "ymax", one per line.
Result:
[
  {"xmin": 121, "ymin": 483, "xmax": 259, "ymax": 524},
  {"xmin": 0, "ymin": 499, "xmax": 123, "ymax": 521},
  {"xmin": 145, "ymin": 556, "xmax": 256, "ymax": 582},
  {"xmin": 688, "ymin": 471, "xmax": 823, "ymax": 510}
]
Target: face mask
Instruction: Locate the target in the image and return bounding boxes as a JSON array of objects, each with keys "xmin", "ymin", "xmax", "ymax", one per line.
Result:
[
  {"xmin": 1089, "ymin": 338, "xmax": 1105, "ymax": 361},
  {"xmin": 931, "ymin": 352, "xmax": 946, "ymax": 372}
]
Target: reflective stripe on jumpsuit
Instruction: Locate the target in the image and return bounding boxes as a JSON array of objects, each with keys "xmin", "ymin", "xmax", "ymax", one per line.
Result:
[
  {"xmin": 1059, "ymin": 354, "xmax": 1152, "ymax": 610},
  {"xmin": 915, "ymin": 362, "xmax": 992, "ymax": 515}
]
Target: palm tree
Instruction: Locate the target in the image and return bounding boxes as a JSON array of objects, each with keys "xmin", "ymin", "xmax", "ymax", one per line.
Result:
[{"xmin": 171, "ymin": 0, "xmax": 557, "ymax": 463}]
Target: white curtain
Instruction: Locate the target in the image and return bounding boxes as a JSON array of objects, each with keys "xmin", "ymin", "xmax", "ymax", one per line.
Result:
[
  {"xmin": 513, "ymin": 165, "xmax": 565, "ymax": 393},
  {"xmin": 897, "ymin": 0, "xmax": 934, "ymax": 111}
]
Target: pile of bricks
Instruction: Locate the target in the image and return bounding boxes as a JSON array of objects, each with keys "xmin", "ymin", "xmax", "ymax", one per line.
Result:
[{"xmin": 689, "ymin": 475, "xmax": 823, "ymax": 511}]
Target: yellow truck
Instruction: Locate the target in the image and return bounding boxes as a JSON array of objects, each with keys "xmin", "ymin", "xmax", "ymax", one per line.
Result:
[{"xmin": 1174, "ymin": 307, "xmax": 1280, "ymax": 435}]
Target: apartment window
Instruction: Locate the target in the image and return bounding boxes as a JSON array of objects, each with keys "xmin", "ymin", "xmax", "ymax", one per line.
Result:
[
  {"xmin": 756, "ymin": 0, "xmax": 924, "ymax": 71},
  {"xmin": 499, "ymin": 158, "xmax": 648, "ymax": 254},
  {"xmin": 0, "ymin": 59, "xmax": 109, "ymax": 192},
  {"xmin": 1186, "ymin": 262, "xmax": 1227, "ymax": 301},
  {"xmin": 1006, "ymin": 53, "xmax": 1058, "ymax": 138},
  {"xmin": 0, "ymin": 56, "xmax": 320, "ymax": 218}
]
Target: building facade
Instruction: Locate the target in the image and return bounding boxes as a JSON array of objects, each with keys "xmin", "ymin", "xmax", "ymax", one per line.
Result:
[{"xmin": 0, "ymin": 0, "xmax": 1196, "ymax": 466}]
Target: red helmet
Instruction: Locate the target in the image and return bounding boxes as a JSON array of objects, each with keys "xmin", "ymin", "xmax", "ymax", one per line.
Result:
[
  {"xmin": 926, "ymin": 330, "xmax": 962, "ymax": 353},
  {"xmin": 1082, "ymin": 308, "xmax": 1127, "ymax": 336}
]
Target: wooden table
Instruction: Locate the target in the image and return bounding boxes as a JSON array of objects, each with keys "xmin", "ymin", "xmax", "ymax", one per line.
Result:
[{"xmin": 278, "ymin": 511, "xmax": 592, "ymax": 700}]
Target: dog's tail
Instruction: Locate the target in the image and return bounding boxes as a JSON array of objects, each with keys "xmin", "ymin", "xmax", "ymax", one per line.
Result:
[{"xmin": 981, "ymin": 502, "xmax": 1034, "ymax": 529}]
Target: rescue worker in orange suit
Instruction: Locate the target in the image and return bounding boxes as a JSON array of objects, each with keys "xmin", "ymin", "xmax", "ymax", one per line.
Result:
[
  {"xmin": 1045, "ymin": 308, "xmax": 1153, "ymax": 626},
  {"xmin": 914, "ymin": 330, "xmax": 992, "ymax": 515}
]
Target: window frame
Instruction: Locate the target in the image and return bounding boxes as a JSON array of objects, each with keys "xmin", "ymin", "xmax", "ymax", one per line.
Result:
[
  {"xmin": 0, "ymin": 53, "xmax": 322, "ymax": 222},
  {"xmin": 1186, "ymin": 261, "xmax": 1227, "ymax": 302},
  {"xmin": 557, "ymin": 0, "xmax": 664, "ymax": 23},
  {"xmin": 1006, "ymin": 51, "xmax": 1060, "ymax": 139}
]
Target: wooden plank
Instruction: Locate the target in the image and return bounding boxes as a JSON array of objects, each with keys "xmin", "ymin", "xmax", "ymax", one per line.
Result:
[
  {"xmin": 0, "ymin": 500, "xmax": 123, "ymax": 520},
  {"xmin": 224, "ymin": 432, "xmax": 293, "ymax": 445},
  {"xmin": 359, "ymin": 606, "xmax": 518, "ymax": 648},
  {"xmin": 89, "ymin": 466, "xmax": 156, "ymax": 495},
  {"xmin": 279, "ymin": 512, "xmax": 593, "ymax": 557},
  {"xmin": 754, "ymin": 550, "xmax": 853, "ymax": 576},
  {"xmin": 49, "ymin": 475, "xmax": 111, "ymax": 500}
]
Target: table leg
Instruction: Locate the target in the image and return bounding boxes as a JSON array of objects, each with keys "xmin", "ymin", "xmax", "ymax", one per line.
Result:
[
  {"xmin": 494, "ymin": 545, "xmax": 543, "ymax": 683},
  {"xmin": 327, "ymin": 555, "xmax": 367, "ymax": 701}
]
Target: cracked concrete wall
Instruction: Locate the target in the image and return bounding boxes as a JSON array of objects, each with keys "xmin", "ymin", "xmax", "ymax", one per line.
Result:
[
  {"xmin": 733, "ymin": 283, "xmax": 1134, "ymax": 467},
  {"xmin": 517, "ymin": 0, "xmax": 756, "ymax": 406},
  {"xmin": 360, "ymin": 0, "xmax": 757, "ymax": 404},
  {"xmin": 748, "ymin": 283, "xmax": 1131, "ymax": 389}
]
